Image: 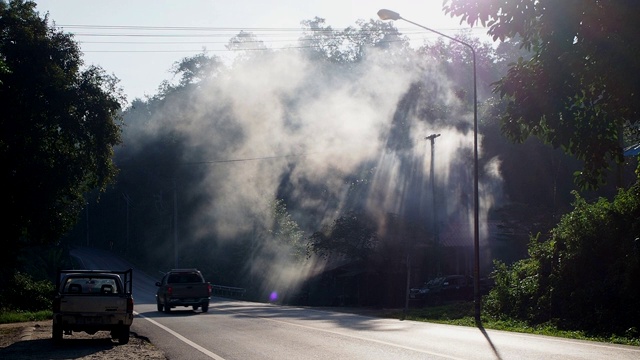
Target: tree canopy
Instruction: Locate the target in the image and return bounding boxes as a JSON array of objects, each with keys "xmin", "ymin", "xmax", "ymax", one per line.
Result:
[
  {"xmin": 444, "ymin": 0, "xmax": 640, "ymax": 188},
  {"xmin": 0, "ymin": 0, "xmax": 124, "ymax": 273},
  {"xmin": 307, "ymin": 212, "xmax": 378, "ymax": 261}
]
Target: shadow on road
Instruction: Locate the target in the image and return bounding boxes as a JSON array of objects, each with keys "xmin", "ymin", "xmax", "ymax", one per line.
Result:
[
  {"xmin": 478, "ymin": 321, "xmax": 503, "ymax": 360},
  {"xmin": 0, "ymin": 337, "xmax": 117, "ymax": 360},
  {"xmin": 136, "ymin": 309, "xmax": 205, "ymax": 319}
]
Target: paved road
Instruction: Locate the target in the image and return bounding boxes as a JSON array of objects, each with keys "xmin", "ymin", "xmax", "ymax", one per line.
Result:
[{"xmin": 71, "ymin": 247, "xmax": 640, "ymax": 360}]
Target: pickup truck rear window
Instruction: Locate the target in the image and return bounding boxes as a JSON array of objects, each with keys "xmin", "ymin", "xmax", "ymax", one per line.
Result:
[
  {"xmin": 167, "ymin": 273, "xmax": 202, "ymax": 283},
  {"xmin": 63, "ymin": 277, "xmax": 121, "ymax": 294}
]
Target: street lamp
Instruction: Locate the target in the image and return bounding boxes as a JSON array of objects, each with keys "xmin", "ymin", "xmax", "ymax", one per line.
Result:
[{"xmin": 378, "ymin": 9, "xmax": 481, "ymax": 324}]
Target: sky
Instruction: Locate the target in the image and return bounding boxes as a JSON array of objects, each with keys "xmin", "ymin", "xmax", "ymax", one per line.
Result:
[{"xmin": 33, "ymin": 0, "xmax": 488, "ymax": 101}]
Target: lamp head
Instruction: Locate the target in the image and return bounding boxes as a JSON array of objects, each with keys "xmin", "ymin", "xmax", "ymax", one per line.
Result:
[{"xmin": 377, "ymin": 9, "xmax": 401, "ymax": 21}]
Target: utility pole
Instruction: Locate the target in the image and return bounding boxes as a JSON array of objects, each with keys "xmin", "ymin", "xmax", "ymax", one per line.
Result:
[
  {"xmin": 86, "ymin": 202, "xmax": 89, "ymax": 247},
  {"xmin": 426, "ymin": 133, "xmax": 441, "ymax": 275},
  {"xmin": 173, "ymin": 179, "xmax": 179, "ymax": 269},
  {"xmin": 122, "ymin": 193, "xmax": 131, "ymax": 256}
]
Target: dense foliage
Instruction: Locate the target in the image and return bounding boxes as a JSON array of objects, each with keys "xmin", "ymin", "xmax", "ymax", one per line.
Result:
[
  {"xmin": 0, "ymin": 271, "xmax": 54, "ymax": 312},
  {"xmin": 0, "ymin": 0, "xmax": 124, "ymax": 277},
  {"xmin": 307, "ymin": 212, "xmax": 378, "ymax": 261},
  {"xmin": 444, "ymin": 0, "xmax": 640, "ymax": 188},
  {"xmin": 486, "ymin": 166, "xmax": 640, "ymax": 335}
]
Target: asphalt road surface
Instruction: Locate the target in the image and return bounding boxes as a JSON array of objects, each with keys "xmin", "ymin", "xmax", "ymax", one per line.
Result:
[{"xmin": 71, "ymin": 247, "xmax": 640, "ymax": 360}]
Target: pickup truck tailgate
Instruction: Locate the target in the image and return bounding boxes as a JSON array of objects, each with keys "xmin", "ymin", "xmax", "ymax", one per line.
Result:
[
  {"xmin": 59, "ymin": 295, "xmax": 128, "ymax": 313},
  {"xmin": 170, "ymin": 284, "xmax": 210, "ymax": 298}
]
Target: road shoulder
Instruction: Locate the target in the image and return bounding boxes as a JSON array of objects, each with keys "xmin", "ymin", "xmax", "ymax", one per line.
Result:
[{"xmin": 0, "ymin": 321, "xmax": 166, "ymax": 360}]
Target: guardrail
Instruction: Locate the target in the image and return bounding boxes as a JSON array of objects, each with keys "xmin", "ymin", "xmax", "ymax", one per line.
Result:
[{"xmin": 212, "ymin": 284, "xmax": 246, "ymax": 298}]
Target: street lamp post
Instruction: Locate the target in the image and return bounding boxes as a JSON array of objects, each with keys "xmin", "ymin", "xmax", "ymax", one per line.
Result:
[{"xmin": 378, "ymin": 9, "xmax": 481, "ymax": 324}]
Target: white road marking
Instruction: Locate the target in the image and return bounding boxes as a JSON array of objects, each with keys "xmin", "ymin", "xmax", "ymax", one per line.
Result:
[{"xmin": 134, "ymin": 312, "xmax": 226, "ymax": 360}]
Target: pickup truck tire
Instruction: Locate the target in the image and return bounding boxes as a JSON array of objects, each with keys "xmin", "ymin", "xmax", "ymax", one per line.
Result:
[
  {"xmin": 202, "ymin": 302, "xmax": 209, "ymax": 313},
  {"xmin": 157, "ymin": 299, "xmax": 163, "ymax": 312},
  {"xmin": 163, "ymin": 297, "xmax": 171, "ymax": 313},
  {"xmin": 52, "ymin": 324, "xmax": 63, "ymax": 343},
  {"xmin": 118, "ymin": 326, "xmax": 130, "ymax": 344}
]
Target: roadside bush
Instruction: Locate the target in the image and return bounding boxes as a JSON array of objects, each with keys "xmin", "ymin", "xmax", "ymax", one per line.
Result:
[
  {"xmin": 0, "ymin": 272, "xmax": 54, "ymax": 312},
  {"xmin": 485, "ymin": 233, "xmax": 554, "ymax": 322},
  {"xmin": 486, "ymin": 166, "xmax": 640, "ymax": 335}
]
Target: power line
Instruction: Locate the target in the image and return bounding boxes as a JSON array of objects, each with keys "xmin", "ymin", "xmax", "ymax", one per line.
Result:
[
  {"xmin": 58, "ymin": 24, "xmax": 327, "ymax": 31},
  {"xmin": 183, "ymin": 153, "xmax": 310, "ymax": 165},
  {"xmin": 57, "ymin": 23, "xmax": 489, "ymax": 54},
  {"xmin": 60, "ymin": 24, "xmax": 486, "ymax": 39},
  {"xmin": 58, "ymin": 24, "xmax": 484, "ymax": 32}
]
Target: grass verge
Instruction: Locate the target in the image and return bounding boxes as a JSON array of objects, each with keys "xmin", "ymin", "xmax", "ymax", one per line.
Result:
[
  {"xmin": 0, "ymin": 310, "xmax": 52, "ymax": 324},
  {"xmin": 380, "ymin": 302, "xmax": 639, "ymax": 347}
]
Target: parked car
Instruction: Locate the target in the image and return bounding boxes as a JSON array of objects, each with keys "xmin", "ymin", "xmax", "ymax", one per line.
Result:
[
  {"xmin": 409, "ymin": 275, "xmax": 474, "ymax": 305},
  {"xmin": 409, "ymin": 277, "xmax": 441, "ymax": 300},
  {"xmin": 52, "ymin": 269, "xmax": 134, "ymax": 343}
]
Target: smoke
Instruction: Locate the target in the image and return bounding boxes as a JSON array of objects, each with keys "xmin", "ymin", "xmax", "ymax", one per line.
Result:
[{"xmin": 123, "ymin": 39, "xmax": 502, "ymax": 298}]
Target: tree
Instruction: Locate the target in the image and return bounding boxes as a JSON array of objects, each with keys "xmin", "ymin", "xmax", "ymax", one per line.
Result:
[
  {"xmin": 268, "ymin": 199, "xmax": 306, "ymax": 261},
  {"xmin": 299, "ymin": 17, "xmax": 409, "ymax": 64},
  {"xmin": 307, "ymin": 212, "xmax": 378, "ymax": 261},
  {"xmin": 0, "ymin": 0, "xmax": 124, "ymax": 273},
  {"xmin": 444, "ymin": 0, "xmax": 640, "ymax": 188},
  {"xmin": 169, "ymin": 52, "xmax": 223, "ymax": 88},
  {"xmin": 150, "ymin": 52, "xmax": 224, "ymax": 98},
  {"xmin": 0, "ymin": 57, "xmax": 8, "ymax": 83},
  {"xmin": 226, "ymin": 30, "xmax": 268, "ymax": 52}
]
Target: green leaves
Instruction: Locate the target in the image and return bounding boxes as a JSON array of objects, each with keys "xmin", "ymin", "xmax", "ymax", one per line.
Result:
[
  {"xmin": 0, "ymin": 271, "xmax": 55, "ymax": 312},
  {"xmin": 299, "ymin": 17, "xmax": 410, "ymax": 64},
  {"xmin": 269, "ymin": 199, "xmax": 306, "ymax": 261},
  {"xmin": 0, "ymin": 1, "xmax": 123, "ymax": 260},
  {"xmin": 445, "ymin": 0, "xmax": 640, "ymax": 189},
  {"xmin": 486, "ymin": 169, "xmax": 640, "ymax": 333},
  {"xmin": 307, "ymin": 212, "xmax": 377, "ymax": 261}
]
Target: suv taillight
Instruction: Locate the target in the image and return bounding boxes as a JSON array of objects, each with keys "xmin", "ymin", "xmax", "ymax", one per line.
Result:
[
  {"xmin": 208, "ymin": 283, "xmax": 212, "ymax": 296},
  {"xmin": 167, "ymin": 286, "xmax": 173, "ymax": 296}
]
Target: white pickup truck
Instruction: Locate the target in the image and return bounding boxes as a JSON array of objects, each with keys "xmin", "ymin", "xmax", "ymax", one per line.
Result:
[{"xmin": 52, "ymin": 269, "xmax": 134, "ymax": 344}]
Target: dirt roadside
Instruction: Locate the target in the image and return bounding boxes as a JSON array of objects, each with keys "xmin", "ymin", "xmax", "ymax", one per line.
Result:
[{"xmin": 0, "ymin": 321, "xmax": 167, "ymax": 360}]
